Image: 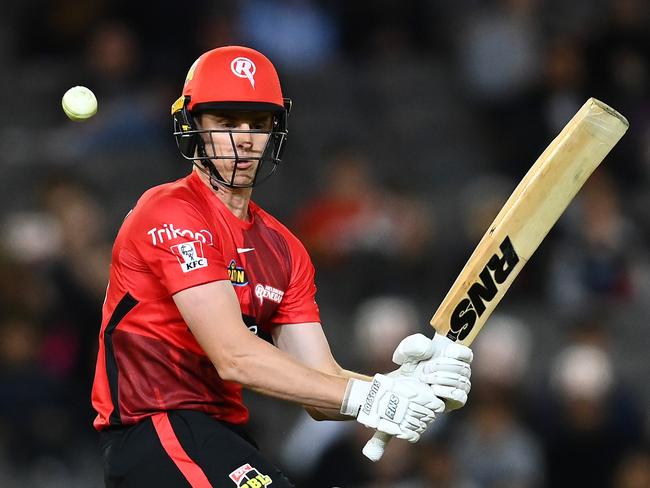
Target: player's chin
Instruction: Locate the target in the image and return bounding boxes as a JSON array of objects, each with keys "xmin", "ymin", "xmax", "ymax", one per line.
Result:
[
  {"xmin": 234, "ymin": 163, "xmax": 258, "ymax": 177},
  {"xmin": 229, "ymin": 172, "xmax": 256, "ymax": 187}
]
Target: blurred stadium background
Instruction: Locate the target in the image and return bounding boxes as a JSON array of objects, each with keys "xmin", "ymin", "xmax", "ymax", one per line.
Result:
[{"xmin": 1, "ymin": 0, "xmax": 649, "ymax": 486}]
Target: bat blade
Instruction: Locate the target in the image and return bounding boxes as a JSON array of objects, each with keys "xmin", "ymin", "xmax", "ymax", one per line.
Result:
[
  {"xmin": 431, "ymin": 98, "xmax": 628, "ymax": 346},
  {"xmin": 362, "ymin": 98, "xmax": 628, "ymax": 462}
]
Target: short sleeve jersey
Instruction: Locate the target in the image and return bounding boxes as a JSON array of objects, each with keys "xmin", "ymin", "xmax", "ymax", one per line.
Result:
[{"xmin": 91, "ymin": 171, "xmax": 320, "ymax": 430}]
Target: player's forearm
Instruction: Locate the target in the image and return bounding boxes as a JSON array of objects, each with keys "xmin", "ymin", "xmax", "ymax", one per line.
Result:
[
  {"xmin": 339, "ymin": 369, "xmax": 373, "ymax": 382},
  {"xmin": 175, "ymin": 281, "xmax": 350, "ymax": 410},
  {"xmin": 221, "ymin": 335, "xmax": 349, "ymax": 409}
]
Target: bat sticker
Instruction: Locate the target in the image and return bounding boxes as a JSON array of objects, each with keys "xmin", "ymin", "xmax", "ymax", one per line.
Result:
[{"xmin": 447, "ymin": 236, "xmax": 520, "ymax": 341}]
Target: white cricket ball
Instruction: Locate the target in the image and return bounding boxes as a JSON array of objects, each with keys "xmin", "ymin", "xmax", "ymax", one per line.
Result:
[{"xmin": 61, "ymin": 86, "xmax": 98, "ymax": 121}]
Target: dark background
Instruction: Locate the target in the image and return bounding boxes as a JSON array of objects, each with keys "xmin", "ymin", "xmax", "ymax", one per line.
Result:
[{"xmin": 0, "ymin": 0, "xmax": 649, "ymax": 486}]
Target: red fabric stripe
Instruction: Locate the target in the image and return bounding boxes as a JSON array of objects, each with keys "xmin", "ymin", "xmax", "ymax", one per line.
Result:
[{"xmin": 152, "ymin": 413, "xmax": 213, "ymax": 487}]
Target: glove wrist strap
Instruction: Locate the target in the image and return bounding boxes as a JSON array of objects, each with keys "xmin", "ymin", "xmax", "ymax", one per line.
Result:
[{"xmin": 340, "ymin": 378, "xmax": 370, "ymax": 417}]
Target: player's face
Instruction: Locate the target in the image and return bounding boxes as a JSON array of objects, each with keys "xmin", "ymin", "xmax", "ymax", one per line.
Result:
[{"xmin": 196, "ymin": 111, "xmax": 273, "ymax": 186}]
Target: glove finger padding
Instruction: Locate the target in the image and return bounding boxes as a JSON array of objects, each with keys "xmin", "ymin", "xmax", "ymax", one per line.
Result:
[
  {"xmin": 431, "ymin": 385, "xmax": 469, "ymax": 411},
  {"xmin": 402, "ymin": 413, "xmax": 428, "ymax": 431},
  {"xmin": 392, "ymin": 333, "xmax": 434, "ymax": 365},
  {"xmin": 420, "ymin": 357, "xmax": 472, "ymax": 378},
  {"xmin": 376, "ymin": 419, "xmax": 421, "ymax": 442},
  {"xmin": 374, "ymin": 418, "xmax": 404, "ymax": 437},
  {"xmin": 430, "ymin": 333, "xmax": 474, "ymax": 362},
  {"xmin": 420, "ymin": 371, "xmax": 472, "ymax": 391},
  {"xmin": 407, "ymin": 397, "xmax": 445, "ymax": 416},
  {"xmin": 392, "ymin": 427, "xmax": 421, "ymax": 443}
]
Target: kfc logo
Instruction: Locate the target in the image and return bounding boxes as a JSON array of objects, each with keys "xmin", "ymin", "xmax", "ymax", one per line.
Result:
[
  {"xmin": 170, "ymin": 241, "xmax": 208, "ymax": 272},
  {"xmin": 231, "ymin": 57, "xmax": 256, "ymax": 88}
]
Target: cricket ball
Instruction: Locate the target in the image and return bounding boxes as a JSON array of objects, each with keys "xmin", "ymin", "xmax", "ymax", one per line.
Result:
[{"xmin": 62, "ymin": 86, "xmax": 98, "ymax": 121}]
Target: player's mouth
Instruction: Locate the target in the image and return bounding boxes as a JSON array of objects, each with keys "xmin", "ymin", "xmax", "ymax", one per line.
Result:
[{"xmin": 235, "ymin": 159, "xmax": 255, "ymax": 170}]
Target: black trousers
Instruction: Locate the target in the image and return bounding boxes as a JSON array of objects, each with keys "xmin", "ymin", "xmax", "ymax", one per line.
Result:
[{"xmin": 99, "ymin": 410, "xmax": 294, "ymax": 487}]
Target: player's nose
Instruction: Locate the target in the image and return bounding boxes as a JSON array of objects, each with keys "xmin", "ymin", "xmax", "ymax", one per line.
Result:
[{"xmin": 234, "ymin": 124, "xmax": 257, "ymax": 150}]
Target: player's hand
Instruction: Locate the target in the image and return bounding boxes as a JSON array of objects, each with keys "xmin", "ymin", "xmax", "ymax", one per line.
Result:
[
  {"xmin": 392, "ymin": 333, "xmax": 473, "ymax": 411},
  {"xmin": 340, "ymin": 374, "xmax": 445, "ymax": 443}
]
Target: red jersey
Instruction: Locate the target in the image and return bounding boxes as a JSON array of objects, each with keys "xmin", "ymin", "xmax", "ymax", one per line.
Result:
[{"xmin": 91, "ymin": 171, "xmax": 320, "ymax": 430}]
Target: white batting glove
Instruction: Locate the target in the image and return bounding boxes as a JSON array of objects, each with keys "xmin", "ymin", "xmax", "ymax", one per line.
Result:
[
  {"xmin": 340, "ymin": 374, "xmax": 445, "ymax": 443},
  {"xmin": 391, "ymin": 333, "xmax": 473, "ymax": 411}
]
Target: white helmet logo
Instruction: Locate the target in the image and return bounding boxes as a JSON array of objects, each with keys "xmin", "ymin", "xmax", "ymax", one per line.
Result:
[{"xmin": 231, "ymin": 57, "xmax": 256, "ymax": 88}]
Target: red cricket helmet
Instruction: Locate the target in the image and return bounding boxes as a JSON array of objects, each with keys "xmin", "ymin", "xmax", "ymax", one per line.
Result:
[{"xmin": 172, "ymin": 46, "xmax": 292, "ymax": 188}]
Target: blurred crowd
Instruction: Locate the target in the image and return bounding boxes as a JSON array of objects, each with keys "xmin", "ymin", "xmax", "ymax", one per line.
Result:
[{"xmin": 1, "ymin": 0, "xmax": 650, "ymax": 486}]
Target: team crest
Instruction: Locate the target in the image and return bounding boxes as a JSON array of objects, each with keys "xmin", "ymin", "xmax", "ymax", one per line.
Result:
[
  {"xmin": 170, "ymin": 241, "xmax": 207, "ymax": 272},
  {"xmin": 228, "ymin": 260, "xmax": 248, "ymax": 286},
  {"xmin": 231, "ymin": 57, "xmax": 256, "ymax": 88},
  {"xmin": 228, "ymin": 463, "xmax": 272, "ymax": 487}
]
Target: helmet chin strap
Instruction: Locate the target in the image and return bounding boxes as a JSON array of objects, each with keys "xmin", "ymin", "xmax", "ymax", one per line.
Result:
[{"xmin": 192, "ymin": 160, "xmax": 227, "ymax": 192}]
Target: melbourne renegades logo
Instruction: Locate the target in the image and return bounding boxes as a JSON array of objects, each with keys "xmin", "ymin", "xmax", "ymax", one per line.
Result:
[
  {"xmin": 231, "ymin": 57, "xmax": 256, "ymax": 88},
  {"xmin": 170, "ymin": 241, "xmax": 208, "ymax": 273},
  {"xmin": 228, "ymin": 463, "xmax": 272, "ymax": 487},
  {"xmin": 254, "ymin": 284, "xmax": 284, "ymax": 305}
]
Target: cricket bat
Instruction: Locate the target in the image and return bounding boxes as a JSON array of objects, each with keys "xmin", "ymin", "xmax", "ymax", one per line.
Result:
[{"xmin": 363, "ymin": 97, "xmax": 629, "ymax": 461}]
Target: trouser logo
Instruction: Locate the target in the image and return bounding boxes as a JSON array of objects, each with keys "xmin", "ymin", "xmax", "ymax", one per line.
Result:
[
  {"xmin": 229, "ymin": 463, "xmax": 273, "ymax": 487},
  {"xmin": 447, "ymin": 236, "xmax": 520, "ymax": 341}
]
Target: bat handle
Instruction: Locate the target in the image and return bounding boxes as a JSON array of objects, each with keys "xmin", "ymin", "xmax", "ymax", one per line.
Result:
[{"xmin": 362, "ymin": 431, "xmax": 391, "ymax": 461}]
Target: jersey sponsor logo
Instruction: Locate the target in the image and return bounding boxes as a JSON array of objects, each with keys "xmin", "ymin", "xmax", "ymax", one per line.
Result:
[
  {"xmin": 254, "ymin": 284, "xmax": 284, "ymax": 305},
  {"xmin": 447, "ymin": 236, "xmax": 520, "ymax": 341},
  {"xmin": 228, "ymin": 260, "xmax": 248, "ymax": 286},
  {"xmin": 147, "ymin": 224, "xmax": 213, "ymax": 246},
  {"xmin": 231, "ymin": 57, "xmax": 256, "ymax": 88},
  {"xmin": 170, "ymin": 241, "xmax": 208, "ymax": 272},
  {"xmin": 228, "ymin": 463, "xmax": 273, "ymax": 487}
]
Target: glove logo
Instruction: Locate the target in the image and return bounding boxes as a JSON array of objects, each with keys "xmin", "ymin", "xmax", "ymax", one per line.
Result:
[
  {"xmin": 362, "ymin": 379, "xmax": 381, "ymax": 415},
  {"xmin": 229, "ymin": 463, "xmax": 273, "ymax": 487},
  {"xmin": 231, "ymin": 57, "xmax": 257, "ymax": 88},
  {"xmin": 385, "ymin": 394, "xmax": 400, "ymax": 421}
]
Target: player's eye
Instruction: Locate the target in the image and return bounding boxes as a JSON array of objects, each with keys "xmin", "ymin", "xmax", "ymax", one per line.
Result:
[
  {"xmin": 253, "ymin": 117, "xmax": 273, "ymax": 130},
  {"xmin": 252, "ymin": 122, "xmax": 269, "ymax": 130}
]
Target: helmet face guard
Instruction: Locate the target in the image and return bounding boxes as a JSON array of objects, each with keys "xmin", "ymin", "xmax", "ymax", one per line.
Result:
[
  {"xmin": 173, "ymin": 97, "xmax": 291, "ymax": 189},
  {"xmin": 171, "ymin": 46, "xmax": 291, "ymax": 190}
]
